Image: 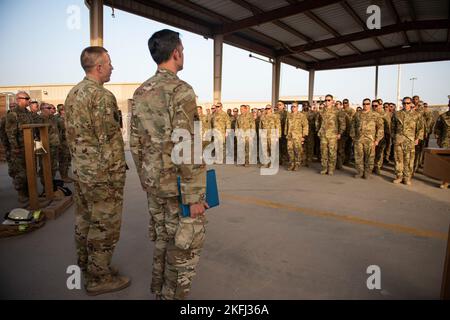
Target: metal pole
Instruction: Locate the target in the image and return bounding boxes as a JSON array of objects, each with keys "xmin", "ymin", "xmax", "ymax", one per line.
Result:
[
  {"xmin": 308, "ymin": 70, "xmax": 315, "ymax": 106},
  {"xmin": 89, "ymin": 0, "xmax": 104, "ymax": 46},
  {"xmin": 271, "ymin": 57, "xmax": 281, "ymax": 107},
  {"xmin": 213, "ymin": 35, "xmax": 223, "ymax": 104},
  {"xmin": 374, "ymin": 65, "xmax": 379, "ymax": 99}
]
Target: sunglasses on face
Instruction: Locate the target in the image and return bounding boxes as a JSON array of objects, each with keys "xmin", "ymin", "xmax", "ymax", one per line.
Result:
[
  {"xmin": 18, "ymin": 97, "xmax": 30, "ymax": 100},
  {"xmin": 403, "ymin": 102, "xmax": 411, "ymax": 105},
  {"xmin": 325, "ymin": 99, "xmax": 332, "ymax": 102},
  {"xmin": 363, "ymin": 103, "xmax": 370, "ymax": 105}
]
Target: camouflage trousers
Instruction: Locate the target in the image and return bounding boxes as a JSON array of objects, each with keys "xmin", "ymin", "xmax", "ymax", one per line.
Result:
[
  {"xmin": 9, "ymin": 148, "xmax": 28, "ymax": 194},
  {"xmin": 384, "ymin": 135, "xmax": 392, "ymax": 162},
  {"xmin": 337, "ymin": 135, "xmax": 349, "ymax": 169},
  {"xmin": 38, "ymin": 146, "xmax": 58, "ymax": 186},
  {"xmin": 236, "ymin": 136, "xmax": 254, "ymax": 165},
  {"xmin": 320, "ymin": 137, "xmax": 338, "ymax": 173},
  {"xmin": 58, "ymin": 143, "xmax": 71, "ymax": 178},
  {"xmin": 374, "ymin": 138, "xmax": 387, "ymax": 170},
  {"xmin": 4, "ymin": 148, "xmax": 14, "ymax": 178},
  {"xmin": 394, "ymin": 139, "xmax": 415, "ymax": 179},
  {"xmin": 354, "ymin": 139, "xmax": 376, "ymax": 176},
  {"xmin": 279, "ymin": 136, "xmax": 288, "ymax": 165},
  {"xmin": 345, "ymin": 135, "xmax": 354, "ymax": 163},
  {"xmin": 287, "ymin": 136, "xmax": 303, "ymax": 168},
  {"xmin": 147, "ymin": 194, "xmax": 206, "ymax": 300},
  {"xmin": 413, "ymin": 139, "xmax": 425, "ymax": 173},
  {"xmin": 303, "ymin": 133, "xmax": 315, "ymax": 165},
  {"xmin": 74, "ymin": 180, "xmax": 124, "ymax": 283}
]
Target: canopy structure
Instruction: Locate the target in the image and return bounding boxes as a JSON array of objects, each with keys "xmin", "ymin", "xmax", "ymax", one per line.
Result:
[{"xmin": 85, "ymin": 0, "xmax": 450, "ymax": 104}]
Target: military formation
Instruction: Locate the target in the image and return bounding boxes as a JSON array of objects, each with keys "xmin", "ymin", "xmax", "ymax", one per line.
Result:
[
  {"xmin": 203, "ymin": 94, "xmax": 449, "ymax": 188},
  {"xmin": 1, "ymin": 29, "xmax": 449, "ymax": 302},
  {"xmin": 0, "ymin": 92, "xmax": 73, "ymax": 203}
]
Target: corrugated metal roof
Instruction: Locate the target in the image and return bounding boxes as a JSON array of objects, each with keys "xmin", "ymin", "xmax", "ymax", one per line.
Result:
[
  {"xmin": 104, "ymin": 0, "xmax": 450, "ymax": 70},
  {"xmin": 311, "ymin": 2, "xmax": 363, "ymax": 36}
]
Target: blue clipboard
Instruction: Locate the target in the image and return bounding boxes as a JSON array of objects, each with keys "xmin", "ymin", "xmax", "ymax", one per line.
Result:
[{"xmin": 177, "ymin": 169, "xmax": 220, "ymax": 217}]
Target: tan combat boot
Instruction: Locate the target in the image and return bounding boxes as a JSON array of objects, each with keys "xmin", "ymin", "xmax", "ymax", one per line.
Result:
[
  {"xmin": 403, "ymin": 178, "xmax": 412, "ymax": 186},
  {"xmin": 86, "ymin": 275, "xmax": 131, "ymax": 296},
  {"xmin": 440, "ymin": 182, "xmax": 449, "ymax": 189},
  {"xmin": 393, "ymin": 176, "xmax": 402, "ymax": 184}
]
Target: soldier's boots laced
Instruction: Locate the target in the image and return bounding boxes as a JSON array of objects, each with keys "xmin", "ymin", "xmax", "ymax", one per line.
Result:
[
  {"xmin": 86, "ymin": 274, "xmax": 131, "ymax": 296},
  {"xmin": 320, "ymin": 169, "xmax": 327, "ymax": 175}
]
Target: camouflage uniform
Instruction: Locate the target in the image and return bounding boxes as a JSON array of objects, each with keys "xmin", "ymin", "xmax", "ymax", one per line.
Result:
[
  {"xmin": 391, "ymin": 109, "xmax": 424, "ymax": 181},
  {"xmin": 131, "ymin": 68, "xmax": 207, "ymax": 300},
  {"xmin": 337, "ymin": 108, "xmax": 353, "ymax": 169},
  {"xmin": 303, "ymin": 110, "xmax": 317, "ymax": 165},
  {"xmin": 236, "ymin": 112, "xmax": 255, "ymax": 165},
  {"xmin": 37, "ymin": 114, "xmax": 60, "ymax": 185},
  {"xmin": 350, "ymin": 110, "xmax": 384, "ymax": 177},
  {"xmin": 412, "ymin": 106, "xmax": 427, "ymax": 173},
  {"xmin": 260, "ymin": 112, "xmax": 281, "ymax": 167},
  {"xmin": 198, "ymin": 113, "xmax": 210, "ymax": 138},
  {"xmin": 316, "ymin": 107, "xmax": 346, "ymax": 174},
  {"xmin": 55, "ymin": 114, "xmax": 71, "ymax": 179},
  {"xmin": 373, "ymin": 110, "xmax": 391, "ymax": 172},
  {"xmin": 285, "ymin": 111, "xmax": 308, "ymax": 170},
  {"xmin": 383, "ymin": 111, "xmax": 394, "ymax": 163},
  {"xmin": 343, "ymin": 107, "xmax": 356, "ymax": 165},
  {"xmin": 275, "ymin": 109, "xmax": 288, "ymax": 165},
  {"xmin": 212, "ymin": 109, "xmax": 231, "ymax": 161},
  {"xmin": 434, "ymin": 110, "xmax": 450, "ymax": 148},
  {"xmin": 0, "ymin": 112, "xmax": 13, "ymax": 177},
  {"xmin": 414, "ymin": 108, "xmax": 433, "ymax": 170},
  {"xmin": 5, "ymin": 106, "xmax": 34, "ymax": 196},
  {"xmin": 64, "ymin": 76, "xmax": 126, "ymax": 285}
]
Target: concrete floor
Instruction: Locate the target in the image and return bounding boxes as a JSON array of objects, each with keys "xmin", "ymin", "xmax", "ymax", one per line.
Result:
[{"xmin": 0, "ymin": 150, "xmax": 449, "ymax": 300}]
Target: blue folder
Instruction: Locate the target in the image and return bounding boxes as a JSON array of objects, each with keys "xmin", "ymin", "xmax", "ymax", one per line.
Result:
[{"xmin": 177, "ymin": 169, "xmax": 220, "ymax": 217}]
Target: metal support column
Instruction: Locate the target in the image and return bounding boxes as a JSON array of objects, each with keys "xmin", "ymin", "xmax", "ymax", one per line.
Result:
[
  {"xmin": 271, "ymin": 57, "xmax": 281, "ymax": 107},
  {"xmin": 89, "ymin": 0, "xmax": 104, "ymax": 46},
  {"xmin": 308, "ymin": 69, "xmax": 315, "ymax": 105},
  {"xmin": 213, "ymin": 35, "xmax": 223, "ymax": 104}
]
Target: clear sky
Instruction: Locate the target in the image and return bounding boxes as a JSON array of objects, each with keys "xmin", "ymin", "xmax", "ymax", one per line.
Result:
[{"xmin": 1, "ymin": 0, "xmax": 449, "ymax": 105}]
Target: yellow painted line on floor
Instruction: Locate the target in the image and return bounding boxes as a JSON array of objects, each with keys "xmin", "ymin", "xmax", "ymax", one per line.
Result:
[{"xmin": 222, "ymin": 193, "xmax": 448, "ymax": 241}]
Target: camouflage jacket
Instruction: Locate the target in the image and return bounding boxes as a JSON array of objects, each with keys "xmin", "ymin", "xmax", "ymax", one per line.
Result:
[
  {"xmin": 5, "ymin": 106, "xmax": 34, "ymax": 150},
  {"xmin": 391, "ymin": 109, "xmax": 424, "ymax": 143},
  {"xmin": 260, "ymin": 113, "xmax": 281, "ymax": 137},
  {"xmin": 55, "ymin": 114, "xmax": 68, "ymax": 146},
  {"xmin": 434, "ymin": 111, "xmax": 450, "ymax": 148},
  {"xmin": 285, "ymin": 111, "xmax": 308, "ymax": 139},
  {"xmin": 350, "ymin": 110, "xmax": 384, "ymax": 143},
  {"xmin": 306, "ymin": 111, "xmax": 317, "ymax": 134},
  {"xmin": 339, "ymin": 109, "xmax": 352, "ymax": 136},
  {"xmin": 316, "ymin": 107, "xmax": 346, "ymax": 139},
  {"xmin": 131, "ymin": 68, "xmax": 206, "ymax": 204},
  {"xmin": 0, "ymin": 113, "xmax": 9, "ymax": 149},
  {"xmin": 39, "ymin": 114, "xmax": 61, "ymax": 147},
  {"xmin": 236, "ymin": 113, "xmax": 255, "ymax": 131},
  {"xmin": 213, "ymin": 110, "xmax": 231, "ymax": 138},
  {"xmin": 375, "ymin": 110, "xmax": 392, "ymax": 138},
  {"xmin": 64, "ymin": 76, "xmax": 126, "ymax": 185},
  {"xmin": 198, "ymin": 113, "xmax": 210, "ymax": 134},
  {"xmin": 275, "ymin": 109, "xmax": 287, "ymax": 136}
]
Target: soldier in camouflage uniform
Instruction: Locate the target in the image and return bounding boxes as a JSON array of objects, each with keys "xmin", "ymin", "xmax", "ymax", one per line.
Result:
[
  {"xmin": 350, "ymin": 99, "xmax": 384, "ymax": 179},
  {"xmin": 316, "ymin": 94, "xmax": 346, "ymax": 175},
  {"xmin": 336, "ymin": 100, "xmax": 351, "ymax": 169},
  {"xmin": 5, "ymin": 92, "xmax": 34, "ymax": 202},
  {"xmin": 302, "ymin": 103, "xmax": 316, "ymax": 167},
  {"xmin": 391, "ymin": 97, "xmax": 424, "ymax": 185},
  {"xmin": 373, "ymin": 100, "xmax": 391, "ymax": 174},
  {"xmin": 0, "ymin": 108, "xmax": 13, "ymax": 178},
  {"xmin": 196, "ymin": 106, "xmax": 210, "ymax": 138},
  {"xmin": 55, "ymin": 104, "xmax": 72, "ymax": 182},
  {"xmin": 415, "ymin": 102, "xmax": 433, "ymax": 171},
  {"xmin": 131, "ymin": 30, "xmax": 208, "ymax": 300},
  {"xmin": 412, "ymin": 95, "xmax": 426, "ymax": 174},
  {"xmin": 275, "ymin": 101, "xmax": 288, "ymax": 165},
  {"xmin": 285, "ymin": 102, "xmax": 308, "ymax": 171},
  {"xmin": 342, "ymin": 99, "xmax": 355, "ymax": 165},
  {"xmin": 37, "ymin": 103, "xmax": 60, "ymax": 186},
  {"xmin": 236, "ymin": 105, "xmax": 255, "ymax": 166},
  {"xmin": 260, "ymin": 105, "xmax": 281, "ymax": 168},
  {"xmin": 434, "ymin": 100, "xmax": 450, "ymax": 189},
  {"xmin": 212, "ymin": 102, "xmax": 231, "ymax": 163},
  {"xmin": 64, "ymin": 46, "xmax": 130, "ymax": 295}
]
